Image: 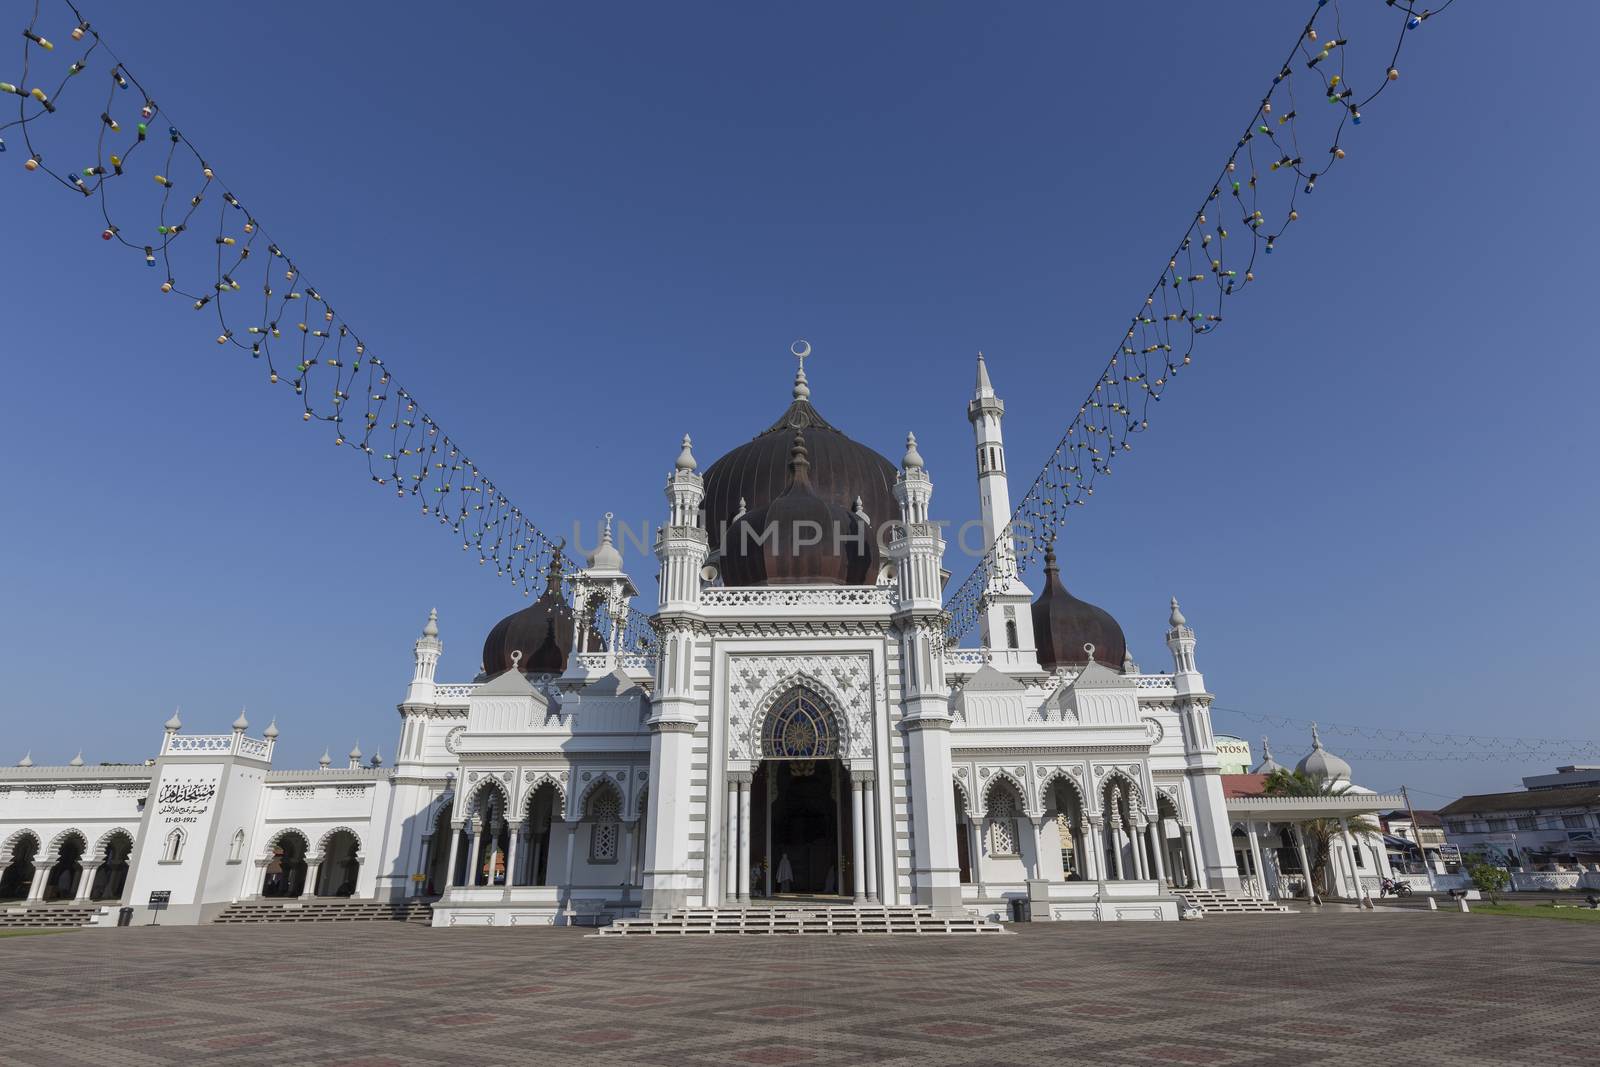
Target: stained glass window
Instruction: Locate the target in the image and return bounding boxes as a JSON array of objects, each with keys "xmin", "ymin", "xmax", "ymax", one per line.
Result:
[{"xmin": 762, "ymin": 688, "xmax": 836, "ymax": 760}]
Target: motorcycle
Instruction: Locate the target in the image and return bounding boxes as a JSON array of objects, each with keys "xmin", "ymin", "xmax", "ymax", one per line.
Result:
[{"xmin": 1379, "ymin": 877, "xmax": 1414, "ymax": 898}]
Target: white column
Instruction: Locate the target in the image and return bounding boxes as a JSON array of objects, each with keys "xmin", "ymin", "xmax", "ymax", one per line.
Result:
[
  {"xmin": 1082, "ymin": 817, "xmax": 1103, "ymax": 880},
  {"xmin": 737, "ymin": 777, "xmax": 752, "ymax": 903},
  {"xmin": 1147, "ymin": 819, "xmax": 1167, "ymax": 886},
  {"xmin": 641, "ymin": 719, "xmax": 697, "ymax": 917},
  {"xmin": 1109, "ymin": 819, "xmax": 1125, "ymax": 880},
  {"xmin": 71, "ymin": 862, "xmax": 99, "ymax": 903},
  {"xmin": 466, "ymin": 820, "xmax": 484, "ymax": 887},
  {"xmin": 1182, "ymin": 826, "xmax": 1204, "ymax": 889},
  {"xmin": 967, "ymin": 815, "xmax": 984, "ymax": 889},
  {"xmin": 562, "ymin": 820, "xmax": 579, "ymax": 916},
  {"xmin": 503, "ymin": 822, "xmax": 522, "ymax": 896},
  {"xmin": 1338, "ymin": 818, "xmax": 1361, "ymax": 901},
  {"xmin": 26, "ymin": 861, "xmax": 51, "ymax": 903},
  {"xmin": 1131, "ymin": 817, "xmax": 1150, "ymax": 880},
  {"xmin": 1245, "ymin": 820, "xmax": 1267, "ymax": 900},
  {"xmin": 444, "ymin": 823, "xmax": 462, "ymax": 888},
  {"xmin": 902, "ymin": 717, "xmax": 963, "ymax": 915},
  {"xmin": 850, "ymin": 776, "xmax": 867, "ymax": 904},
  {"xmin": 1291, "ymin": 823, "xmax": 1316, "ymax": 901},
  {"xmin": 863, "ymin": 778, "xmax": 879, "ymax": 903},
  {"xmin": 303, "ymin": 859, "xmax": 323, "ymax": 898},
  {"xmin": 725, "ymin": 779, "xmax": 740, "ymax": 904}
]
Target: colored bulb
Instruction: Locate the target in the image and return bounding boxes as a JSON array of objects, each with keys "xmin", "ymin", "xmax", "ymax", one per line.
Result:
[{"xmin": 101, "ymin": 227, "xmax": 115, "ymax": 240}]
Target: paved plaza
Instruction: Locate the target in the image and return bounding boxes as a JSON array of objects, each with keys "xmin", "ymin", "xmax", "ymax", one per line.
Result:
[{"xmin": 1, "ymin": 913, "xmax": 1593, "ymax": 1066}]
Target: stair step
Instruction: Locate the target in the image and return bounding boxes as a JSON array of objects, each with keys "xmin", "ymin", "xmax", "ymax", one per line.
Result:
[{"xmin": 596, "ymin": 905, "xmax": 1006, "ymax": 937}]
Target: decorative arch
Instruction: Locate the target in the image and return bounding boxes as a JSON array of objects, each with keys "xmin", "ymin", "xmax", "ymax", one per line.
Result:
[
  {"xmin": 1040, "ymin": 771, "xmax": 1088, "ymax": 818},
  {"xmin": 1101, "ymin": 769, "xmax": 1144, "ymax": 810},
  {"xmin": 314, "ymin": 825, "xmax": 363, "ymax": 858},
  {"xmin": 752, "ymin": 675, "xmax": 852, "ymax": 761},
  {"xmin": 1, "ymin": 828, "xmax": 41, "ymax": 857},
  {"xmin": 45, "ymin": 828, "xmax": 88, "ymax": 855},
  {"xmin": 976, "ymin": 769, "xmax": 1028, "ymax": 818},
  {"xmin": 952, "ymin": 776, "xmax": 972, "ymax": 815},
  {"xmin": 578, "ymin": 775, "xmax": 624, "ymax": 815},
  {"xmin": 93, "ymin": 827, "xmax": 135, "ymax": 855},
  {"xmin": 262, "ymin": 827, "xmax": 311, "ymax": 856},
  {"xmin": 1155, "ymin": 788, "xmax": 1183, "ymax": 819},
  {"xmin": 520, "ymin": 774, "xmax": 566, "ymax": 821},
  {"xmin": 462, "ymin": 776, "xmax": 511, "ymax": 821},
  {"xmin": 630, "ymin": 785, "xmax": 649, "ymax": 821}
]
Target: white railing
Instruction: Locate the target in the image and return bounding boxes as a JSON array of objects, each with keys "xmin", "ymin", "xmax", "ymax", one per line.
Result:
[
  {"xmin": 165, "ymin": 734, "xmax": 232, "ymax": 754},
  {"xmin": 701, "ymin": 586, "xmax": 895, "ymax": 609},
  {"xmin": 435, "ymin": 684, "xmax": 478, "ymax": 699},
  {"xmin": 1131, "ymin": 675, "xmax": 1176, "ymax": 690},
  {"xmin": 238, "ymin": 737, "xmax": 271, "ymax": 760},
  {"xmin": 947, "ymin": 649, "xmax": 991, "ymax": 667}
]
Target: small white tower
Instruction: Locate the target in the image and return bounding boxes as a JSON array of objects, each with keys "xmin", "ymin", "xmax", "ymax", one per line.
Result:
[
  {"xmin": 966, "ymin": 354, "xmax": 1035, "ymax": 662},
  {"xmin": 571, "ymin": 512, "xmax": 640, "ymax": 669},
  {"xmin": 405, "ymin": 608, "xmax": 443, "ymax": 705},
  {"xmin": 1166, "ymin": 596, "xmax": 1197, "ymax": 676}
]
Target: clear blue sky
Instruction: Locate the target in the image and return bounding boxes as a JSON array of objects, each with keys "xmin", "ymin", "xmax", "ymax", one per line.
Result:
[{"xmin": 3, "ymin": 1, "xmax": 1594, "ymax": 803}]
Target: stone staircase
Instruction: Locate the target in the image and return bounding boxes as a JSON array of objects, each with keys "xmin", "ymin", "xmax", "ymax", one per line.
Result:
[
  {"xmin": 596, "ymin": 904, "xmax": 1006, "ymax": 936},
  {"xmin": 211, "ymin": 898, "xmax": 435, "ymax": 925},
  {"xmin": 1176, "ymin": 888, "xmax": 1292, "ymax": 915},
  {"xmin": 0, "ymin": 904, "xmax": 102, "ymax": 929}
]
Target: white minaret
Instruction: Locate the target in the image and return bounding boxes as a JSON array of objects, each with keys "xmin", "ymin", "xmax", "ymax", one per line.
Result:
[
  {"xmin": 405, "ymin": 608, "xmax": 442, "ymax": 705},
  {"xmin": 1164, "ymin": 597, "xmax": 1240, "ymax": 892},
  {"xmin": 888, "ymin": 432, "xmax": 963, "ymax": 915},
  {"xmin": 642, "ymin": 432, "xmax": 710, "ymax": 917},
  {"xmin": 966, "ymin": 354, "xmax": 1035, "ymax": 663}
]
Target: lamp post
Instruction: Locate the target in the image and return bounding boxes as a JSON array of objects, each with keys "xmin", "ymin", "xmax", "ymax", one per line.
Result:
[{"xmin": 1401, "ymin": 785, "xmax": 1434, "ymax": 893}]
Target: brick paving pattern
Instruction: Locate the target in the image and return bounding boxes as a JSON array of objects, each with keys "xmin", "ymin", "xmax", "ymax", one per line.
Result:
[{"xmin": 1, "ymin": 913, "xmax": 1593, "ymax": 1066}]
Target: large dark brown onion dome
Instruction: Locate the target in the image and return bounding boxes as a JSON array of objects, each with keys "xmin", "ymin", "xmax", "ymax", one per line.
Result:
[
  {"xmin": 719, "ymin": 432, "xmax": 872, "ymax": 587},
  {"xmin": 701, "ymin": 392, "xmax": 897, "ymax": 586},
  {"xmin": 1031, "ymin": 544, "xmax": 1127, "ymax": 672},
  {"xmin": 480, "ymin": 556, "xmax": 574, "ymax": 676}
]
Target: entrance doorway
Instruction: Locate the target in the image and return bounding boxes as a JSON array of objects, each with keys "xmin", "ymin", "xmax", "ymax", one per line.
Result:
[{"xmin": 753, "ymin": 759, "xmax": 849, "ymax": 896}]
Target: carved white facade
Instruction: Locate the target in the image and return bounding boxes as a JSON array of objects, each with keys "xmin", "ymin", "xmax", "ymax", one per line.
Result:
[{"xmin": 0, "ymin": 354, "xmax": 1260, "ymax": 926}]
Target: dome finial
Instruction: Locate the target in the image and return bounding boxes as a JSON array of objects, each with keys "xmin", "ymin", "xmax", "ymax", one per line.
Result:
[
  {"xmin": 975, "ymin": 351, "xmax": 995, "ymax": 397},
  {"xmin": 791, "ymin": 339, "xmax": 812, "ymax": 400},
  {"xmin": 165, "ymin": 707, "xmax": 183, "ymax": 731},
  {"xmin": 69, "ymin": 750, "xmax": 85, "ymax": 767},
  {"xmin": 232, "ymin": 708, "xmax": 249, "ymax": 732},
  {"xmin": 319, "ymin": 748, "xmax": 331, "ymax": 769},
  {"xmin": 903, "ymin": 431, "xmax": 925, "ymax": 470},
  {"xmin": 1310, "ymin": 721, "xmax": 1323, "ymax": 749},
  {"xmin": 422, "ymin": 607, "xmax": 439, "ymax": 638},
  {"xmin": 675, "ymin": 433, "xmax": 697, "ymax": 472},
  {"xmin": 263, "ymin": 718, "xmax": 279, "ymax": 739},
  {"xmin": 587, "ymin": 511, "xmax": 623, "ymax": 570},
  {"xmin": 786, "ymin": 431, "xmax": 813, "ymax": 486},
  {"xmin": 1169, "ymin": 596, "xmax": 1186, "ymax": 628},
  {"xmin": 17, "ymin": 751, "xmax": 32, "ymax": 768}
]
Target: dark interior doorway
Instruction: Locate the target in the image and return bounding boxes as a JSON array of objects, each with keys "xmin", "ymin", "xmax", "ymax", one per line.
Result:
[{"xmin": 754, "ymin": 759, "xmax": 849, "ymax": 896}]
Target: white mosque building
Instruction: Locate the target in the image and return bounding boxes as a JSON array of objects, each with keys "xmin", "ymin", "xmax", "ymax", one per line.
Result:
[{"xmin": 0, "ymin": 354, "xmax": 1401, "ymax": 928}]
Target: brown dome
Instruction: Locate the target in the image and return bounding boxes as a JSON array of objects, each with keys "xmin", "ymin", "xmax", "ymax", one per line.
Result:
[
  {"xmin": 701, "ymin": 397, "xmax": 897, "ymax": 586},
  {"xmin": 719, "ymin": 432, "xmax": 872, "ymax": 587},
  {"xmin": 1031, "ymin": 545, "xmax": 1126, "ymax": 671},
  {"xmin": 481, "ymin": 557, "xmax": 574, "ymax": 675}
]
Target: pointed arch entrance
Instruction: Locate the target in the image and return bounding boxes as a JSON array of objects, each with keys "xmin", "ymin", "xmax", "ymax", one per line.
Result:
[{"xmin": 751, "ymin": 685, "xmax": 851, "ymax": 898}]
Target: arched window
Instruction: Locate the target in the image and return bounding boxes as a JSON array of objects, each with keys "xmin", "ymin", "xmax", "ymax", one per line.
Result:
[
  {"xmin": 161, "ymin": 828, "xmax": 185, "ymax": 864},
  {"xmin": 1005, "ymin": 618, "xmax": 1019, "ymax": 650},
  {"xmin": 228, "ymin": 828, "xmax": 245, "ymax": 863},
  {"xmin": 588, "ymin": 790, "xmax": 621, "ymax": 863},
  {"xmin": 762, "ymin": 688, "xmax": 836, "ymax": 760},
  {"xmin": 987, "ymin": 787, "xmax": 1020, "ymax": 857}
]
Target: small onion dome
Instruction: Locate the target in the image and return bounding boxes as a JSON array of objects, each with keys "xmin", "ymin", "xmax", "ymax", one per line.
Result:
[
  {"xmin": 481, "ymin": 554, "xmax": 575, "ymax": 675},
  {"xmin": 232, "ymin": 709, "xmax": 250, "ymax": 732},
  {"xmin": 1295, "ymin": 723, "xmax": 1352, "ymax": 783},
  {"xmin": 69, "ymin": 751, "xmax": 85, "ymax": 767},
  {"xmin": 17, "ymin": 751, "xmax": 32, "ymax": 768},
  {"xmin": 263, "ymin": 719, "xmax": 279, "ymax": 740},
  {"xmin": 1254, "ymin": 737, "xmax": 1284, "ymax": 775},
  {"xmin": 719, "ymin": 431, "xmax": 871, "ymax": 587},
  {"xmin": 349, "ymin": 741, "xmax": 363, "ymax": 761},
  {"xmin": 164, "ymin": 708, "xmax": 183, "ymax": 731},
  {"xmin": 588, "ymin": 513, "xmax": 623, "ymax": 571},
  {"xmin": 700, "ymin": 392, "xmax": 897, "ymax": 583},
  {"xmin": 1031, "ymin": 544, "xmax": 1127, "ymax": 672}
]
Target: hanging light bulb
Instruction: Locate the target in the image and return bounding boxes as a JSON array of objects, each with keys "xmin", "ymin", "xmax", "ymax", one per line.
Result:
[
  {"xmin": 23, "ymin": 30, "xmax": 53, "ymax": 50},
  {"xmin": 101, "ymin": 226, "xmax": 116, "ymax": 240},
  {"xmin": 160, "ymin": 279, "xmax": 173, "ymax": 293},
  {"xmin": 72, "ymin": 22, "xmax": 89, "ymax": 41}
]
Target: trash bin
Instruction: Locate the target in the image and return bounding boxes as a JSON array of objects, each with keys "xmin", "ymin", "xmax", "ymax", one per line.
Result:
[
  {"xmin": 1008, "ymin": 898, "xmax": 1031, "ymax": 923},
  {"xmin": 117, "ymin": 907, "xmax": 135, "ymax": 927}
]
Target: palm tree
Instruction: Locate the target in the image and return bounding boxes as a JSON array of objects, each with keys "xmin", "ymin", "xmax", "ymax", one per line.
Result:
[{"xmin": 1261, "ymin": 769, "xmax": 1380, "ymax": 898}]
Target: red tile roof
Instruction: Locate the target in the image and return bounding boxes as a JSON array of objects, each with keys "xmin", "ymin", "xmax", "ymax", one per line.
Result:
[{"xmin": 1222, "ymin": 773, "xmax": 1268, "ymax": 799}]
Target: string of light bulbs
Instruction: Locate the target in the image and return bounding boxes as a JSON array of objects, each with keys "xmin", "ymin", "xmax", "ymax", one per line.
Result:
[
  {"xmin": 944, "ymin": 0, "xmax": 1453, "ymax": 642},
  {"xmin": 0, "ymin": 0, "xmax": 662, "ymax": 645}
]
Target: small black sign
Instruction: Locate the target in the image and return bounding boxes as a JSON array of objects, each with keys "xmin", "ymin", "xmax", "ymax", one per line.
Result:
[{"xmin": 147, "ymin": 890, "xmax": 171, "ymax": 910}]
